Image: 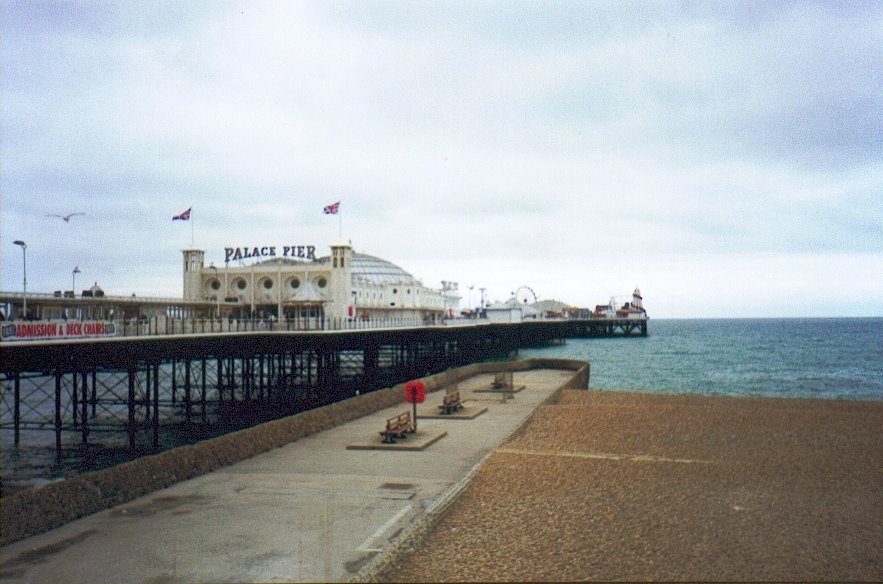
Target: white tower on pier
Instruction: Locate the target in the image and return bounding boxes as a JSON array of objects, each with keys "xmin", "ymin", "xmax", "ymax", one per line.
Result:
[
  {"xmin": 632, "ymin": 287, "xmax": 643, "ymax": 311},
  {"xmin": 182, "ymin": 248, "xmax": 205, "ymax": 299},
  {"xmin": 329, "ymin": 242, "xmax": 354, "ymax": 320}
]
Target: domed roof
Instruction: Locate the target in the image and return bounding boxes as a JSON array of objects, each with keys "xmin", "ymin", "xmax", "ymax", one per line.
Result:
[
  {"xmin": 350, "ymin": 252, "xmax": 420, "ymax": 286},
  {"xmin": 253, "ymin": 248, "xmax": 421, "ymax": 286}
]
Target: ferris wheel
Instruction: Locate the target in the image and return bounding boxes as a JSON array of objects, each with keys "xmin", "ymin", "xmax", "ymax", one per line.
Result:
[{"xmin": 514, "ymin": 285, "xmax": 538, "ymax": 305}]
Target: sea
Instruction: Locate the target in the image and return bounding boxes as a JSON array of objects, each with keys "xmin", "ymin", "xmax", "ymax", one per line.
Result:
[
  {"xmin": 518, "ymin": 317, "xmax": 883, "ymax": 401},
  {"xmin": 2, "ymin": 317, "xmax": 881, "ymax": 493}
]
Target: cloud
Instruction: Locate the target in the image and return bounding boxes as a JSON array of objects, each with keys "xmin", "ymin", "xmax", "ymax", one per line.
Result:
[{"xmin": 2, "ymin": 1, "xmax": 881, "ymax": 316}]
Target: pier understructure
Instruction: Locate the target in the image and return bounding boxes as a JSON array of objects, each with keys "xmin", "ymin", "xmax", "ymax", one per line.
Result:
[{"xmin": 1, "ymin": 319, "xmax": 646, "ymax": 457}]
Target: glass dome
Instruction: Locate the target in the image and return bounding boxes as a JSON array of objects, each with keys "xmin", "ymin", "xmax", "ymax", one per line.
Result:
[
  {"xmin": 350, "ymin": 253, "xmax": 420, "ymax": 286},
  {"xmin": 253, "ymin": 251, "xmax": 421, "ymax": 286}
]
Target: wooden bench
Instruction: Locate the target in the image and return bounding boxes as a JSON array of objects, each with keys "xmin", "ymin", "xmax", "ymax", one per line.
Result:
[
  {"xmin": 379, "ymin": 411, "xmax": 414, "ymax": 443},
  {"xmin": 491, "ymin": 371, "xmax": 513, "ymax": 390},
  {"xmin": 437, "ymin": 390, "xmax": 464, "ymax": 415}
]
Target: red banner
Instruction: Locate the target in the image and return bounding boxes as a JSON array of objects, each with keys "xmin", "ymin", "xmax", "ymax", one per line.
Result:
[{"xmin": 1, "ymin": 321, "xmax": 117, "ymax": 341}]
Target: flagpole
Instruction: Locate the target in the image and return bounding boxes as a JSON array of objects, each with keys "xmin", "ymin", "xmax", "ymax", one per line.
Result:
[
  {"xmin": 191, "ymin": 209, "xmax": 195, "ymax": 246},
  {"xmin": 339, "ymin": 209, "xmax": 342, "ymax": 240}
]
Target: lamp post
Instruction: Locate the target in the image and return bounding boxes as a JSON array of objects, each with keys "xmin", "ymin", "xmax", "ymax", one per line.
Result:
[
  {"xmin": 13, "ymin": 240, "xmax": 27, "ymax": 319},
  {"xmin": 72, "ymin": 266, "xmax": 81, "ymax": 295}
]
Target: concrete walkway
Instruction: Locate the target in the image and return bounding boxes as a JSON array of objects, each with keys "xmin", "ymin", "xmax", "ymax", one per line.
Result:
[{"xmin": 1, "ymin": 369, "xmax": 573, "ymax": 583}]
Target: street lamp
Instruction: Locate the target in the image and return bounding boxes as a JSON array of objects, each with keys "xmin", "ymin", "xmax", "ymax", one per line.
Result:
[
  {"xmin": 13, "ymin": 240, "xmax": 27, "ymax": 319},
  {"xmin": 72, "ymin": 266, "xmax": 81, "ymax": 295}
]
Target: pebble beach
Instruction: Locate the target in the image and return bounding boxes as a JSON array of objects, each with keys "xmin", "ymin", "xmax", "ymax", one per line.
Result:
[{"xmin": 383, "ymin": 389, "xmax": 882, "ymax": 582}]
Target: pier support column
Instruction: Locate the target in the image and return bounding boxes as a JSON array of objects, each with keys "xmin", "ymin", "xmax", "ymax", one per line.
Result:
[
  {"xmin": 152, "ymin": 363, "xmax": 160, "ymax": 448},
  {"xmin": 201, "ymin": 359, "xmax": 207, "ymax": 421},
  {"xmin": 72, "ymin": 371, "xmax": 79, "ymax": 427},
  {"xmin": 13, "ymin": 373, "xmax": 20, "ymax": 446},
  {"xmin": 127, "ymin": 366, "xmax": 137, "ymax": 450},
  {"xmin": 184, "ymin": 360, "xmax": 192, "ymax": 422},
  {"xmin": 91, "ymin": 369, "xmax": 97, "ymax": 418},
  {"xmin": 81, "ymin": 370, "xmax": 89, "ymax": 445},
  {"xmin": 54, "ymin": 369, "xmax": 62, "ymax": 457}
]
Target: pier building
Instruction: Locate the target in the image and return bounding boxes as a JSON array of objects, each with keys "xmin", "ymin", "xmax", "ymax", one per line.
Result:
[
  {"xmin": 185, "ymin": 242, "xmax": 459, "ymax": 324},
  {"xmin": 0, "ymin": 242, "xmax": 459, "ymax": 331}
]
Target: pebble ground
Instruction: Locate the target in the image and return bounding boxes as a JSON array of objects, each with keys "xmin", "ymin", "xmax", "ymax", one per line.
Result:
[{"xmin": 383, "ymin": 390, "xmax": 882, "ymax": 582}]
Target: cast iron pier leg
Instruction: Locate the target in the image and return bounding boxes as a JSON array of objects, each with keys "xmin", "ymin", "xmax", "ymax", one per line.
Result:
[
  {"xmin": 72, "ymin": 371, "xmax": 78, "ymax": 427},
  {"xmin": 81, "ymin": 370, "xmax": 89, "ymax": 445},
  {"xmin": 201, "ymin": 359, "xmax": 207, "ymax": 421},
  {"xmin": 128, "ymin": 366, "xmax": 136, "ymax": 450},
  {"xmin": 152, "ymin": 363, "xmax": 160, "ymax": 448},
  {"xmin": 54, "ymin": 368, "xmax": 62, "ymax": 457},
  {"xmin": 184, "ymin": 360, "xmax": 192, "ymax": 422},
  {"xmin": 13, "ymin": 373, "xmax": 20, "ymax": 446}
]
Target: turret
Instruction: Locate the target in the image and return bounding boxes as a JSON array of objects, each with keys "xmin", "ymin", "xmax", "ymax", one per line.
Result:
[
  {"xmin": 329, "ymin": 243, "xmax": 354, "ymax": 319},
  {"xmin": 182, "ymin": 248, "xmax": 205, "ymax": 299},
  {"xmin": 632, "ymin": 287, "xmax": 643, "ymax": 311}
]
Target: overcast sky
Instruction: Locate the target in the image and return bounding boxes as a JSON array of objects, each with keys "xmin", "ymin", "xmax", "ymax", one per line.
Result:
[{"xmin": 2, "ymin": 1, "xmax": 880, "ymax": 318}]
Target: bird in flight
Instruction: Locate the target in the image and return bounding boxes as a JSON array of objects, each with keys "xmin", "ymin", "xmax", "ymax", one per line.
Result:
[{"xmin": 46, "ymin": 212, "xmax": 86, "ymax": 222}]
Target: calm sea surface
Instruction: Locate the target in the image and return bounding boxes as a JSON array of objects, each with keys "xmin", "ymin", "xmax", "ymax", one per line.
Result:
[
  {"xmin": 519, "ymin": 317, "xmax": 883, "ymax": 401},
  {"xmin": 3, "ymin": 317, "xmax": 881, "ymax": 491}
]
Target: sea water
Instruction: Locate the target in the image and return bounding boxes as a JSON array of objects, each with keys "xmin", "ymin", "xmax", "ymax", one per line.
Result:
[
  {"xmin": 518, "ymin": 317, "xmax": 883, "ymax": 401},
  {"xmin": 3, "ymin": 317, "xmax": 881, "ymax": 490}
]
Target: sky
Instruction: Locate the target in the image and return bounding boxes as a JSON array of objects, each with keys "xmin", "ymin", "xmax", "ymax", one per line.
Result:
[{"xmin": 1, "ymin": 1, "xmax": 881, "ymax": 318}]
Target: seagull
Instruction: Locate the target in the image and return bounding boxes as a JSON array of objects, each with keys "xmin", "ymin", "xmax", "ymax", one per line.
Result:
[{"xmin": 46, "ymin": 212, "xmax": 86, "ymax": 222}]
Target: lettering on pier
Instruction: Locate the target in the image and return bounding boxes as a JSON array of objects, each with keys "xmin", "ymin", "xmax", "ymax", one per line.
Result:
[
  {"xmin": 224, "ymin": 245, "xmax": 316, "ymax": 263},
  {"xmin": 1, "ymin": 321, "xmax": 117, "ymax": 341}
]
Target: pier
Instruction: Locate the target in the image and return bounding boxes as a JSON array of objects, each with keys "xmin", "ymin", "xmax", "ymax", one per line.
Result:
[{"xmin": 1, "ymin": 319, "xmax": 646, "ymax": 457}]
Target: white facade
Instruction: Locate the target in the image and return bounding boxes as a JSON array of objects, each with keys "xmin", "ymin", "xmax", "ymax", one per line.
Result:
[
  {"xmin": 485, "ymin": 306, "xmax": 523, "ymax": 323},
  {"xmin": 183, "ymin": 243, "xmax": 459, "ymax": 323}
]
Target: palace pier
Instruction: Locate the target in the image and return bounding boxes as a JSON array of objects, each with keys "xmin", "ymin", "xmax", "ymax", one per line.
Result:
[{"xmin": 1, "ymin": 318, "xmax": 646, "ymax": 458}]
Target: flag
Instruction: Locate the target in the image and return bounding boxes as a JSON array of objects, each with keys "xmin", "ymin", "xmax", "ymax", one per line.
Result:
[
  {"xmin": 323, "ymin": 201, "xmax": 340, "ymax": 215},
  {"xmin": 173, "ymin": 207, "xmax": 192, "ymax": 221}
]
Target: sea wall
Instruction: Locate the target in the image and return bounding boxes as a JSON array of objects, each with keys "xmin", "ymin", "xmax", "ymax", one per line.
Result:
[{"xmin": 1, "ymin": 357, "xmax": 588, "ymax": 546}]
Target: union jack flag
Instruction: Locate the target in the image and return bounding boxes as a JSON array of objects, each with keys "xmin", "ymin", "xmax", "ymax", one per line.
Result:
[
  {"xmin": 172, "ymin": 207, "xmax": 192, "ymax": 221},
  {"xmin": 323, "ymin": 201, "xmax": 340, "ymax": 215}
]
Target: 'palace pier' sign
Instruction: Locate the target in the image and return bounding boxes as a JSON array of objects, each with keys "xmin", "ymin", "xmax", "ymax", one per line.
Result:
[{"xmin": 224, "ymin": 245, "xmax": 317, "ymax": 263}]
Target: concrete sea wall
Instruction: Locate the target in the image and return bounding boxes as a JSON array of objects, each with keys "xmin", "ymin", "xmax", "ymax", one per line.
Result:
[{"xmin": 1, "ymin": 358, "xmax": 588, "ymax": 546}]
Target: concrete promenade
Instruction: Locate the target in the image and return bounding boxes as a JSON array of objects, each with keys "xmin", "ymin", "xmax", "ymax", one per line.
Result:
[{"xmin": 1, "ymin": 369, "xmax": 573, "ymax": 583}]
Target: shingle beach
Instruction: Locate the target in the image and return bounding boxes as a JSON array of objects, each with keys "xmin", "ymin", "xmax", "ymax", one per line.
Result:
[{"xmin": 383, "ymin": 390, "xmax": 882, "ymax": 582}]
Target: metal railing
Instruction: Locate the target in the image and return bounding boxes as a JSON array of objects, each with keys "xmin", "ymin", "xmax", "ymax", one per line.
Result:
[
  {"xmin": 1, "ymin": 314, "xmax": 645, "ymax": 342},
  {"xmin": 112, "ymin": 315, "xmax": 470, "ymax": 337}
]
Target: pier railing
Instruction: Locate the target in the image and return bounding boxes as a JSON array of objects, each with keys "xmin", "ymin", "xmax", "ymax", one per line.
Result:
[
  {"xmin": 1, "ymin": 314, "xmax": 648, "ymax": 342},
  {"xmin": 113, "ymin": 315, "xmax": 440, "ymax": 337}
]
